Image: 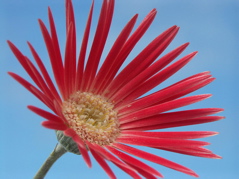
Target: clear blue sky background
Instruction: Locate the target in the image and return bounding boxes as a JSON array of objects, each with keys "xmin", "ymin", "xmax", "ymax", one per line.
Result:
[{"xmin": 1, "ymin": 0, "xmax": 238, "ymax": 179}]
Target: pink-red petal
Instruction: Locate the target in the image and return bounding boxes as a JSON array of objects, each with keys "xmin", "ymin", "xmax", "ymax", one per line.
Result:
[
  {"xmin": 107, "ymin": 146, "xmax": 163, "ymax": 178},
  {"xmin": 82, "ymin": 0, "xmax": 114, "ymax": 91},
  {"xmin": 118, "ymin": 73, "xmax": 212, "ymax": 114},
  {"xmin": 27, "ymin": 42, "xmax": 62, "ymax": 104},
  {"xmin": 94, "ymin": 14, "xmax": 138, "ymax": 94},
  {"xmin": 117, "ymin": 136, "xmax": 210, "ymax": 148},
  {"xmin": 41, "ymin": 121, "xmax": 67, "ymax": 130},
  {"xmin": 89, "ymin": 147, "xmax": 116, "ymax": 179},
  {"xmin": 114, "ymin": 42, "xmax": 189, "ymax": 107},
  {"xmin": 130, "ymin": 116, "xmax": 224, "ymax": 131},
  {"xmin": 101, "ymin": 9, "xmax": 157, "ymax": 96},
  {"xmin": 113, "ymin": 143, "xmax": 199, "ymax": 177},
  {"xmin": 38, "ymin": 19, "xmax": 65, "ymax": 99},
  {"xmin": 64, "ymin": 128, "xmax": 92, "ymax": 168},
  {"xmin": 87, "ymin": 143, "xmax": 142, "ymax": 179},
  {"xmin": 119, "ymin": 94, "xmax": 212, "ymax": 124},
  {"xmin": 76, "ymin": 1, "xmax": 94, "ymax": 91},
  {"xmin": 28, "ymin": 105, "xmax": 63, "ymax": 123},
  {"xmin": 121, "ymin": 131, "xmax": 219, "ymax": 139},
  {"xmin": 120, "ymin": 108, "xmax": 223, "ymax": 130},
  {"xmin": 108, "ymin": 26, "xmax": 179, "ymax": 101}
]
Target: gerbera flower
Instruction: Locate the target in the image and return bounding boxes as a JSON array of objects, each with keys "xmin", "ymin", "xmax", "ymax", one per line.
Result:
[{"xmin": 8, "ymin": 0, "xmax": 223, "ymax": 178}]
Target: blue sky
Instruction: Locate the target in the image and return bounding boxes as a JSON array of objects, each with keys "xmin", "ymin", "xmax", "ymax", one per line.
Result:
[{"xmin": 1, "ymin": 0, "xmax": 238, "ymax": 178}]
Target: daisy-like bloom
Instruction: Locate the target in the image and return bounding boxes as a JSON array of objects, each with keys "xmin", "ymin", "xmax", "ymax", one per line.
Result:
[{"xmin": 8, "ymin": 0, "xmax": 224, "ymax": 178}]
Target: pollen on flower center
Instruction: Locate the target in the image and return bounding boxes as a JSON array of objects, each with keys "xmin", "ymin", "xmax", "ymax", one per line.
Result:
[{"xmin": 62, "ymin": 92, "xmax": 120, "ymax": 146}]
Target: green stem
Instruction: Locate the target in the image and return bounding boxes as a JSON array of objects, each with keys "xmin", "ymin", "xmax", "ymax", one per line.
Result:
[{"xmin": 33, "ymin": 143, "xmax": 67, "ymax": 179}]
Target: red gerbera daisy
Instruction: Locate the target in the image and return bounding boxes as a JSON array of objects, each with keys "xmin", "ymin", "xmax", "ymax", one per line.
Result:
[{"xmin": 8, "ymin": 0, "xmax": 224, "ymax": 178}]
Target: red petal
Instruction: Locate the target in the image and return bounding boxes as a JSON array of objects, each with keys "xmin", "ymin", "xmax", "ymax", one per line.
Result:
[
  {"xmin": 64, "ymin": 0, "xmax": 77, "ymax": 96},
  {"xmin": 27, "ymin": 42, "xmax": 62, "ymax": 103},
  {"xmin": 102, "ymin": 9, "xmax": 157, "ymax": 96},
  {"xmin": 160, "ymin": 77, "xmax": 215, "ymax": 104},
  {"xmin": 76, "ymin": 1, "xmax": 94, "ymax": 91},
  {"xmin": 64, "ymin": 23, "xmax": 76, "ymax": 97},
  {"xmin": 87, "ymin": 143, "xmax": 141, "ymax": 179},
  {"xmin": 8, "ymin": 42, "xmax": 60, "ymax": 105},
  {"xmin": 8, "ymin": 72, "xmax": 54, "ymax": 110},
  {"xmin": 133, "ymin": 116, "xmax": 225, "ymax": 131},
  {"xmin": 38, "ymin": 19, "xmax": 65, "ymax": 99},
  {"xmin": 41, "ymin": 121, "xmax": 67, "ymax": 130},
  {"xmin": 117, "ymin": 136, "xmax": 210, "ymax": 148},
  {"xmin": 116, "ymin": 51, "xmax": 197, "ymax": 107},
  {"xmin": 158, "ymin": 147, "xmax": 222, "ymax": 159},
  {"xmin": 125, "ymin": 162, "xmax": 159, "ymax": 179},
  {"xmin": 121, "ymin": 131, "xmax": 219, "ymax": 139},
  {"xmin": 48, "ymin": 8, "xmax": 64, "ymax": 81},
  {"xmin": 114, "ymin": 42, "xmax": 189, "ymax": 107},
  {"xmin": 94, "ymin": 14, "xmax": 138, "ymax": 94},
  {"xmin": 28, "ymin": 105, "xmax": 63, "ymax": 123},
  {"xmin": 108, "ymin": 26, "xmax": 179, "ymax": 101},
  {"xmin": 119, "ymin": 94, "xmax": 212, "ymax": 124},
  {"xmin": 118, "ymin": 73, "xmax": 212, "ymax": 114},
  {"xmin": 107, "ymin": 146, "xmax": 163, "ymax": 178},
  {"xmin": 82, "ymin": 0, "xmax": 114, "ymax": 91},
  {"xmin": 114, "ymin": 143, "xmax": 199, "ymax": 177},
  {"xmin": 64, "ymin": 128, "xmax": 92, "ymax": 168},
  {"xmin": 89, "ymin": 147, "xmax": 116, "ymax": 179},
  {"xmin": 112, "ymin": 162, "xmax": 142, "ymax": 179},
  {"xmin": 120, "ymin": 108, "xmax": 223, "ymax": 130}
]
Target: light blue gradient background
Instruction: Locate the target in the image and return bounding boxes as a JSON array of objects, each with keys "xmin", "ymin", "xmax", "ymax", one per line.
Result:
[{"xmin": 1, "ymin": 0, "xmax": 238, "ymax": 178}]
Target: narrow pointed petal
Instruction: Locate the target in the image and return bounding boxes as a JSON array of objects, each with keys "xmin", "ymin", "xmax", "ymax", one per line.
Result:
[
  {"xmin": 131, "ymin": 116, "xmax": 225, "ymax": 131},
  {"xmin": 113, "ymin": 143, "xmax": 199, "ymax": 177},
  {"xmin": 38, "ymin": 19, "xmax": 66, "ymax": 99},
  {"xmin": 82, "ymin": 0, "xmax": 114, "ymax": 91},
  {"xmin": 64, "ymin": 128, "xmax": 92, "ymax": 168},
  {"xmin": 42, "ymin": 121, "xmax": 67, "ymax": 130},
  {"xmin": 162, "ymin": 78, "xmax": 215, "ymax": 104},
  {"xmin": 117, "ymin": 136, "xmax": 210, "ymax": 148},
  {"xmin": 64, "ymin": 0, "xmax": 77, "ymax": 95},
  {"xmin": 119, "ymin": 94, "xmax": 212, "ymax": 124},
  {"xmin": 8, "ymin": 72, "xmax": 53, "ymax": 109},
  {"xmin": 108, "ymin": 26, "xmax": 179, "ymax": 100},
  {"xmin": 113, "ymin": 42, "xmax": 189, "ymax": 107},
  {"xmin": 28, "ymin": 105, "xmax": 63, "ymax": 123},
  {"xmin": 107, "ymin": 146, "xmax": 163, "ymax": 178},
  {"xmin": 121, "ymin": 108, "xmax": 223, "ymax": 130},
  {"xmin": 64, "ymin": 23, "xmax": 76, "ymax": 97},
  {"xmin": 89, "ymin": 147, "xmax": 116, "ymax": 179},
  {"xmin": 87, "ymin": 143, "xmax": 142, "ymax": 179},
  {"xmin": 126, "ymin": 162, "xmax": 160, "ymax": 179},
  {"xmin": 24, "ymin": 56, "xmax": 58, "ymax": 102},
  {"xmin": 153, "ymin": 116, "xmax": 225, "ymax": 130},
  {"xmin": 116, "ymin": 51, "xmax": 198, "ymax": 105},
  {"xmin": 101, "ymin": 9, "xmax": 157, "ymax": 95},
  {"xmin": 112, "ymin": 162, "xmax": 142, "ymax": 179},
  {"xmin": 8, "ymin": 41, "xmax": 41, "ymax": 87},
  {"xmin": 159, "ymin": 147, "xmax": 222, "ymax": 159},
  {"xmin": 121, "ymin": 131, "xmax": 219, "ymax": 139},
  {"xmin": 48, "ymin": 8, "xmax": 64, "ymax": 81},
  {"xmin": 94, "ymin": 14, "xmax": 138, "ymax": 94},
  {"xmin": 76, "ymin": 1, "xmax": 94, "ymax": 91},
  {"xmin": 118, "ymin": 73, "xmax": 212, "ymax": 114},
  {"xmin": 27, "ymin": 42, "xmax": 62, "ymax": 103},
  {"xmin": 7, "ymin": 41, "xmax": 56, "ymax": 102}
]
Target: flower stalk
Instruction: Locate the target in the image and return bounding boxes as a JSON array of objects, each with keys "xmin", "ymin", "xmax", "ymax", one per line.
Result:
[{"xmin": 33, "ymin": 144, "xmax": 67, "ymax": 179}]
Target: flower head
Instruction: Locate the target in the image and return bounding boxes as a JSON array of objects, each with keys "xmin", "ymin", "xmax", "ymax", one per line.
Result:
[{"xmin": 8, "ymin": 0, "xmax": 223, "ymax": 178}]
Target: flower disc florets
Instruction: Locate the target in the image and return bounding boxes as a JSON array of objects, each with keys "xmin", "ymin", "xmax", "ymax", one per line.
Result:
[{"xmin": 62, "ymin": 92, "xmax": 120, "ymax": 146}]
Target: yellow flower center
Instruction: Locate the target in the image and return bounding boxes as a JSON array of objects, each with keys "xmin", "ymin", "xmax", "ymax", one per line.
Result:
[{"xmin": 62, "ymin": 92, "xmax": 120, "ymax": 146}]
